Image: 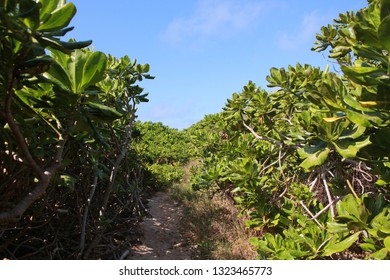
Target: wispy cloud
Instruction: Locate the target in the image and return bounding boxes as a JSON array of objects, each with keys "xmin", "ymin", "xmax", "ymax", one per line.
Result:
[
  {"xmin": 277, "ymin": 11, "xmax": 329, "ymax": 51},
  {"xmin": 162, "ymin": 0, "xmax": 277, "ymax": 46}
]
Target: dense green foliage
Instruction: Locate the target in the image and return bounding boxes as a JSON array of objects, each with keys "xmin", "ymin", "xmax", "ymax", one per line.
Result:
[
  {"xmin": 132, "ymin": 121, "xmax": 194, "ymax": 189},
  {"xmin": 0, "ymin": 0, "xmax": 190, "ymax": 259},
  {"xmin": 188, "ymin": 0, "xmax": 390, "ymax": 259},
  {"xmin": 1, "ymin": 0, "xmax": 390, "ymax": 260}
]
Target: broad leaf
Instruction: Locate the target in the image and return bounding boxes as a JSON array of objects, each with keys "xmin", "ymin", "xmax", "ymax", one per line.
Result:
[
  {"xmin": 346, "ymin": 110, "xmax": 373, "ymax": 127},
  {"xmin": 323, "ymin": 231, "xmax": 362, "ymax": 256},
  {"xmin": 85, "ymin": 102, "xmax": 123, "ymax": 122},
  {"xmin": 327, "ymin": 221, "xmax": 349, "ymax": 233},
  {"xmin": 45, "ymin": 60, "xmax": 73, "ymax": 91},
  {"xmin": 38, "ymin": 0, "xmax": 61, "ymax": 23},
  {"xmin": 82, "ymin": 51, "xmax": 107, "ymax": 89},
  {"xmin": 384, "ymin": 236, "xmax": 390, "ymax": 249},
  {"xmin": 342, "ymin": 65, "xmax": 383, "ymax": 76},
  {"xmin": 359, "ymin": 242, "xmax": 376, "ymax": 252},
  {"xmin": 369, "ymin": 248, "xmax": 389, "ymax": 259},
  {"xmin": 378, "ymin": 15, "xmax": 390, "ymax": 51},
  {"xmin": 38, "ymin": 2, "xmax": 76, "ymax": 32},
  {"xmin": 332, "ymin": 136, "xmax": 371, "ymax": 158},
  {"xmin": 336, "ymin": 194, "xmax": 369, "ymax": 224},
  {"xmin": 46, "ymin": 48, "xmax": 106, "ymax": 93},
  {"xmin": 298, "ymin": 147, "xmax": 330, "ymax": 171}
]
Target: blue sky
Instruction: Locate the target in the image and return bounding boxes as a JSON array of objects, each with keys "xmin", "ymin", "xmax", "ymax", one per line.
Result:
[{"xmin": 68, "ymin": 0, "xmax": 367, "ymax": 130}]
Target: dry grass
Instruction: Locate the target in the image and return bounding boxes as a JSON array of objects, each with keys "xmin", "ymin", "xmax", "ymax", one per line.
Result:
[{"xmin": 170, "ymin": 181, "xmax": 258, "ymax": 260}]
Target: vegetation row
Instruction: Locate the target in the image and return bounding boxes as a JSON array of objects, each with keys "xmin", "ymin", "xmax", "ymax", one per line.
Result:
[{"xmin": 1, "ymin": 0, "xmax": 389, "ymax": 259}]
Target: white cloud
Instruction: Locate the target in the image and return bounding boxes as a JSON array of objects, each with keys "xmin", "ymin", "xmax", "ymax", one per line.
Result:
[
  {"xmin": 162, "ymin": 0, "xmax": 276, "ymax": 46},
  {"xmin": 277, "ymin": 11, "xmax": 329, "ymax": 51}
]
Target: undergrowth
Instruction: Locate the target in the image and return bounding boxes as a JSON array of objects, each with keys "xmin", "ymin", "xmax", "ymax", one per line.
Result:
[{"xmin": 170, "ymin": 163, "xmax": 257, "ymax": 260}]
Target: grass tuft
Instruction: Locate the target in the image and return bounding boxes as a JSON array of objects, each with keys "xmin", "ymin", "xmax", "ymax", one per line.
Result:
[{"xmin": 170, "ymin": 179, "xmax": 257, "ymax": 260}]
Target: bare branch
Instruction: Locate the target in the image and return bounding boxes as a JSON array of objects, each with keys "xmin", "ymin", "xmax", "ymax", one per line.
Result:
[
  {"xmin": 79, "ymin": 163, "xmax": 99, "ymax": 256},
  {"xmin": 299, "ymin": 200, "xmax": 325, "ymax": 229},
  {"xmin": 0, "ymin": 135, "xmax": 67, "ymax": 225},
  {"xmin": 242, "ymin": 121, "xmax": 283, "ymax": 146},
  {"xmin": 312, "ymin": 198, "xmax": 340, "ymax": 219},
  {"xmin": 322, "ymin": 172, "xmax": 335, "ymax": 219}
]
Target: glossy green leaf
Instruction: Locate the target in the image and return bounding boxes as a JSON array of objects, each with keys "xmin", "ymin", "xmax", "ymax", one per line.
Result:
[
  {"xmin": 323, "ymin": 231, "xmax": 362, "ymax": 256},
  {"xmin": 46, "ymin": 48, "xmax": 106, "ymax": 93},
  {"xmin": 337, "ymin": 194, "xmax": 369, "ymax": 223},
  {"xmin": 369, "ymin": 248, "xmax": 389, "ymax": 259},
  {"xmin": 370, "ymin": 208, "xmax": 390, "ymax": 235},
  {"xmin": 82, "ymin": 51, "xmax": 107, "ymax": 89},
  {"xmin": 384, "ymin": 236, "xmax": 390, "ymax": 249},
  {"xmin": 346, "ymin": 110, "xmax": 373, "ymax": 127},
  {"xmin": 332, "ymin": 136, "xmax": 371, "ymax": 158},
  {"xmin": 327, "ymin": 221, "xmax": 349, "ymax": 233},
  {"xmin": 381, "ymin": 0, "xmax": 390, "ymax": 21},
  {"xmin": 45, "ymin": 26, "xmax": 74, "ymax": 37},
  {"xmin": 38, "ymin": 2, "xmax": 76, "ymax": 32},
  {"xmin": 45, "ymin": 60, "xmax": 73, "ymax": 91},
  {"xmin": 298, "ymin": 147, "xmax": 330, "ymax": 171},
  {"xmin": 57, "ymin": 39, "xmax": 92, "ymax": 51},
  {"xmin": 38, "ymin": 0, "xmax": 60, "ymax": 23},
  {"xmin": 85, "ymin": 102, "xmax": 123, "ymax": 121},
  {"xmin": 378, "ymin": 15, "xmax": 390, "ymax": 51},
  {"xmin": 267, "ymin": 67, "xmax": 284, "ymax": 87},
  {"xmin": 339, "ymin": 124, "xmax": 366, "ymax": 140},
  {"xmin": 373, "ymin": 195, "xmax": 389, "ymax": 217},
  {"xmin": 360, "ymin": 242, "xmax": 376, "ymax": 252},
  {"xmin": 342, "ymin": 65, "xmax": 382, "ymax": 76},
  {"xmin": 353, "ymin": 25, "xmax": 381, "ymax": 48}
]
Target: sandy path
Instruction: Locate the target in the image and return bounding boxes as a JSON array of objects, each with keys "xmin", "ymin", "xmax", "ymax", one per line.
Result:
[{"xmin": 127, "ymin": 192, "xmax": 192, "ymax": 260}]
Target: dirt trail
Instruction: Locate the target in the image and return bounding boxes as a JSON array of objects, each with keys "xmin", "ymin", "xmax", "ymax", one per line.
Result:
[{"xmin": 127, "ymin": 192, "xmax": 192, "ymax": 260}]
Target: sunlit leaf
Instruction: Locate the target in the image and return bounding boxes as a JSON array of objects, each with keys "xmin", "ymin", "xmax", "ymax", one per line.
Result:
[
  {"xmin": 298, "ymin": 147, "xmax": 330, "ymax": 171},
  {"xmin": 38, "ymin": 2, "xmax": 76, "ymax": 32},
  {"xmin": 322, "ymin": 116, "xmax": 346, "ymax": 122},
  {"xmin": 369, "ymin": 248, "xmax": 389, "ymax": 259},
  {"xmin": 384, "ymin": 236, "xmax": 390, "ymax": 249},
  {"xmin": 332, "ymin": 136, "xmax": 371, "ymax": 158},
  {"xmin": 82, "ymin": 51, "xmax": 107, "ymax": 89},
  {"xmin": 323, "ymin": 231, "xmax": 362, "ymax": 256},
  {"xmin": 378, "ymin": 15, "xmax": 390, "ymax": 51}
]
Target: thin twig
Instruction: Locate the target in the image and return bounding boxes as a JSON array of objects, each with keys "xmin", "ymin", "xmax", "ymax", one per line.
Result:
[
  {"xmin": 80, "ymin": 164, "xmax": 99, "ymax": 256},
  {"xmin": 316, "ymin": 236, "xmax": 333, "ymax": 255},
  {"xmin": 299, "ymin": 201, "xmax": 324, "ymax": 229},
  {"xmin": 346, "ymin": 179, "xmax": 358, "ymax": 199},
  {"xmin": 312, "ymin": 198, "xmax": 340, "ymax": 219},
  {"xmin": 309, "ymin": 176, "xmax": 318, "ymax": 192},
  {"xmin": 322, "ymin": 172, "xmax": 335, "ymax": 219},
  {"xmin": 242, "ymin": 121, "xmax": 283, "ymax": 146}
]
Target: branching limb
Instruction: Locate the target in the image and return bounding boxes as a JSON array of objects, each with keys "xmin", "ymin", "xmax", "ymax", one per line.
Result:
[
  {"xmin": 79, "ymin": 163, "xmax": 99, "ymax": 257},
  {"xmin": 0, "ymin": 134, "xmax": 67, "ymax": 225},
  {"xmin": 299, "ymin": 200, "xmax": 325, "ymax": 229},
  {"xmin": 2, "ymin": 76, "xmax": 44, "ymax": 178},
  {"xmin": 312, "ymin": 198, "xmax": 340, "ymax": 219},
  {"xmin": 322, "ymin": 172, "xmax": 335, "ymax": 219},
  {"xmin": 242, "ymin": 121, "xmax": 283, "ymax": 146}
]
